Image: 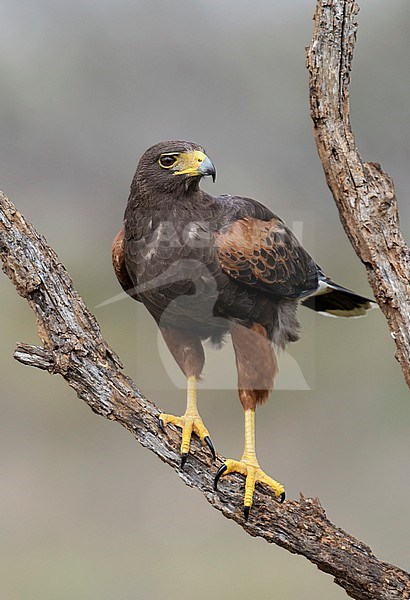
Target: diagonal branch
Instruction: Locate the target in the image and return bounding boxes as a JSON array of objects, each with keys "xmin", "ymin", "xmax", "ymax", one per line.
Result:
[
  {"xmin": 306, "ymin": 0, "xmax": 410, "ymax": 388},
  {"xmin": 1, "ymin": 185, "xmax": 409, "ymax": 600},
  {"xmin": 1, "ymin": 2, "xmax": 409, "ymax": 598}
]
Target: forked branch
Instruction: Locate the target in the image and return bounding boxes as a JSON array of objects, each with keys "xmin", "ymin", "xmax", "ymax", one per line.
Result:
[
  {"xmin": 0, "ymin": 189, "xmax": 407, "ymax": 600},
  {"xmin": 306, "ymin": 0, "xmax": 410, "ymax": 388},
  {"xmin": 1, "ymin": 1, "xmax": 410, "ymax": 598}
]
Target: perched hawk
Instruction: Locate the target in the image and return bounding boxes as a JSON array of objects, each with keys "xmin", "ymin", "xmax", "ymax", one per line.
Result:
[{"xmin": 113, "ymin": 140, "xmax": 374, "ymax": 520}]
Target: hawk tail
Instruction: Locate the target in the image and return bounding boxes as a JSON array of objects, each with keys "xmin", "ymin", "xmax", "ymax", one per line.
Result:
[{"xmin": 301, "ymin": 278, "xmax": 377, "ymax": 318}]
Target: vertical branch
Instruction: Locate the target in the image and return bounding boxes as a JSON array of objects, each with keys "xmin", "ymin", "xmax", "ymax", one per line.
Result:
[
  {"xmin": 306, "ymin": 0, "xmax": 410, "ymax": 388},
  {"xmin": 1, "ymin": 186, "xmax": 410, "ymax": 599},
  {"xmin": 1, "ymin": 2, "xmax": 410, "ymax": 597}
]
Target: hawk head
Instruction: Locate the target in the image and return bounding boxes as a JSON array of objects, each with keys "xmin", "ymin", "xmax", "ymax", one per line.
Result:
[{"xmin": 131, "ymin": 140, "xmax": 216, "ymax": 197}]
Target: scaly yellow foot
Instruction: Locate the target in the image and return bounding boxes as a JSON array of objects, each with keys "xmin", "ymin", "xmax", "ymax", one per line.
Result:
[
  {"xmin": 214, "ymin": 408, "xmax": 285, "ymax": 520},
  {"xmin": 214, "ymin": 457, "xmax": 285, "ymax": 520},
  {"xmin": 159, "ymin": 411, "xmax": 215, "ymax": 466},
  {"xmin": 159, "ymin": 375, "xmax": 215, "ymax": 467}
]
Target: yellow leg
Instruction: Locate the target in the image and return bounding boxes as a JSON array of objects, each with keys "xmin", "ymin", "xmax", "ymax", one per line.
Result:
[
  {"xmin": 214, "ymin": 409, "xmax": 285, "ymax": 520},
  {"xmin": 159, "ymin": 375, "xmax": 215, "ymax": 467}
]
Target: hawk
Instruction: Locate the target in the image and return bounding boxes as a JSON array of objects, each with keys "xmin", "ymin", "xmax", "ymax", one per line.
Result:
[{"xmin": 112, "ymin": 140, "xmax": 374, "ymax": 520}]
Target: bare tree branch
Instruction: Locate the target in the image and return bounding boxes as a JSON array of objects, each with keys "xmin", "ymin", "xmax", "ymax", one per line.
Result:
[
  {"xmin": 1, "ymin": 1, "xmax": 410, "ymax": 598},
  {"xmin": 1, "ymin": 187, "xmax": 409, "ymax": 600},
  {"xmin": 306, "ymin": 0, "xmax": 410, "ymax": 388}
]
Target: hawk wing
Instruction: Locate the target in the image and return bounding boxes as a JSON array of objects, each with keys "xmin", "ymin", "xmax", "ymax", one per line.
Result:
[
  {"xmin": 112, "ymin": 227, "xmax": 141, "ymax": 300},
  {"xmin": 216, "ymin": 215, "xmax": 319, "ymax": 299}
]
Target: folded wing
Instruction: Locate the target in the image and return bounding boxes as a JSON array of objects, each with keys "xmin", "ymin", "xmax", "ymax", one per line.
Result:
[{"xmin": 216, "ymin": 216, "xmax": 319, "ymax": 299}]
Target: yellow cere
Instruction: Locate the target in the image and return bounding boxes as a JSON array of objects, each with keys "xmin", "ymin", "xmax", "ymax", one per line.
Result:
[{"xmin": 173, "ymin": 150, "xmax": 208, "ymax": 176}]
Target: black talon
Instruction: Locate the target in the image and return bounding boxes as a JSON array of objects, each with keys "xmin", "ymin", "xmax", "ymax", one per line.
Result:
[
  {"xmin": 244, "ymin": 506, "xmax": 250, "ymax": 521},
  {"xmin": 278, "ymin": 491, "xmax": 286, "ymax": 504},
  {"xmin": 181, "ymin": 453, "xmax": 188, "ymax": 469},
  {"xmin": 159, "ymin": 418, "xmax": 165, "ymax": 432},
  {"xmin": 214, "ymin": 464, "xmax": 227, "ymax": 490},
  {"xmin": 204, "ymin": 436, "xmax": 216, "ymax": 460}
]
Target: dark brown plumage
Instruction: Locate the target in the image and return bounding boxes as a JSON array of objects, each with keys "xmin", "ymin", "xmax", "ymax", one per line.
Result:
[{"xmin": 113, "ymin": 140, "xmax": 375, "ymax": 518}]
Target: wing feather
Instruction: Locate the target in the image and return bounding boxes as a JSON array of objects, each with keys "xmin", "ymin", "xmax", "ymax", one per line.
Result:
[
  {"xmin": 216, "ymin": 217, "xmax": 318, "ymax": 298},
  {"xmin": 112, "ymin": 227, "xmax": 140, "ymax": 300}
]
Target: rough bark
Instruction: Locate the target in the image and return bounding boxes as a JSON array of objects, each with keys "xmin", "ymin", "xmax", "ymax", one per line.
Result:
[
  {"xmin": 1, "ymin": 1, "xmax": 410, "ymax": 598},
  {"xmin": 306, "ymin": 0, "xmax": 410, "ymax": 388},
  {"xmin": 1, "ymin": 187, "xmax": 409, "ymax": 600}
]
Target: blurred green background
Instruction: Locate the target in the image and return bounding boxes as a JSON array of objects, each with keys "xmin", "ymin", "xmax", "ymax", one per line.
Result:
[{"xmin": 1, "ymin": 1, "xmax": 410, "ymax": 599}]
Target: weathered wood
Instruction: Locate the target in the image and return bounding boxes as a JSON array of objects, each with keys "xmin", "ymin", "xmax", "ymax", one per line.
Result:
[
  {"xmin": 306, "ymin": 0, "xmax": 410, "ymax": 388},
  {"xmin": 1, "ymin": 187, "xmax": 409, "ymax": 600},
  {"xmin": 1, "ymin": 1, "xmax": 410, "ymax": 597}
]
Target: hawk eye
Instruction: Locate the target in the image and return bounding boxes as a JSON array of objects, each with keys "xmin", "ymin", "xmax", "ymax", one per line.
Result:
[{"xmin": 159, "ymin": 154, "xmax": 178, "ymax": 169}]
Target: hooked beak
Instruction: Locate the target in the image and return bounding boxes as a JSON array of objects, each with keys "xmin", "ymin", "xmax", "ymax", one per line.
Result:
[
  {"xmin": 198, "ymin": 155, "xmax": 217, "ymax": 182},
  {"xmin": 174, "ymin": 150, "xmax": 216, "ymax": 183}
]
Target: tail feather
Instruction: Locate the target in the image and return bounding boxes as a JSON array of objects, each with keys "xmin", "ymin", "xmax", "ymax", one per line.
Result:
[{"xmin": 301, "ymin": 278, "xmax": 377, "ymax": 317}]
